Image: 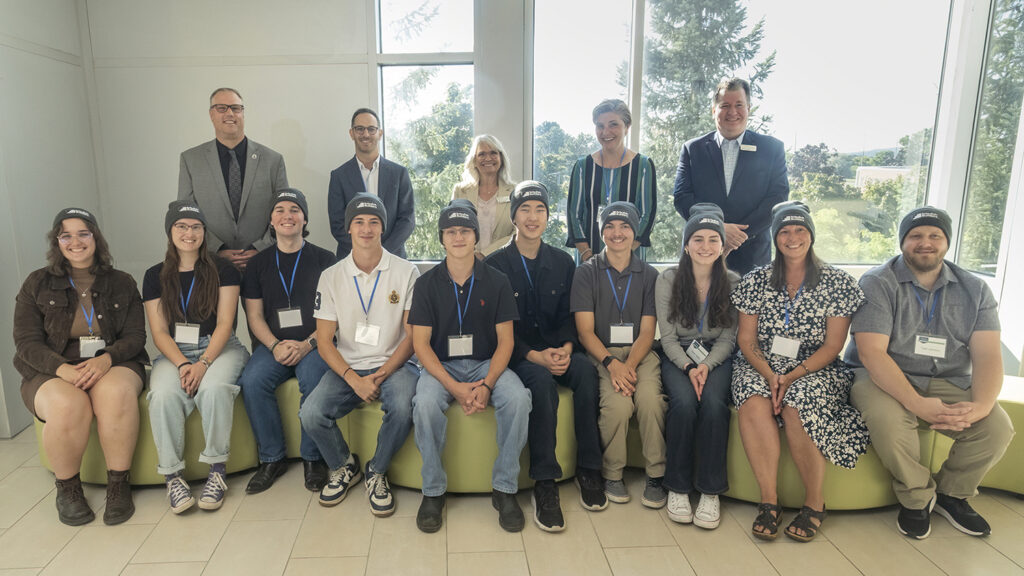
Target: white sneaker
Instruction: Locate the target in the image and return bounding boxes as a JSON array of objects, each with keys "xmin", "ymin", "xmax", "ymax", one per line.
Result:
[
  {"xmin": 694, "ymin": 493, "xmax": 720, "ymax": 529},
  {"xmin": 667, "ymin": 491, "xmax": 692, "ymax": 524}
]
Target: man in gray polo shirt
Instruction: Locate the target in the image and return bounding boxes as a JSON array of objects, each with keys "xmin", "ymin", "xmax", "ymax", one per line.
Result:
[{"xmin": 845, "ymin": 207, "xmax": 1014, "ymax": 540}]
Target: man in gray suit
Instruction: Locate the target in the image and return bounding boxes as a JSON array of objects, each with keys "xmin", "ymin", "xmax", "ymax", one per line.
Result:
[
  {"xmin": 328, "ymin": 108, "xmax": 415, "ymax": 259},
  {"xmin": 178, "ymin": 87, "xmax": 289, "ymax": 270}
]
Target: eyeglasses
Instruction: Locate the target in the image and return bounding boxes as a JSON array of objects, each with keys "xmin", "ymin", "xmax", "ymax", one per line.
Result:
[
  {"xmin": 58, "ymin": 231, "xmax": 93, "ymax": 245},
  {"xmin": 210, "ymin": 104, "xmax": 244, "ymax": 114},
  {"xmin": 173, "ymin": 223, "xmax": 205, "ymax": 233},
  {"xmin": 352, "ymin": 125, "xmax": 380, "ymax": 135}
]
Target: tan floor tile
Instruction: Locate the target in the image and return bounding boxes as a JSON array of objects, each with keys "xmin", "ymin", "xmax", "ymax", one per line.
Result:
[
  {"xmin": 121, "ymin": 562, "xmax": 206, "ymax": 576},
  {"xmin": 448, "ymin": 551, "xmax": 530, "ymax": 576},
  {"xmin": 233, "ymin": 465, "xmax": 312, "ymax": 521},
  {"xmin": 203, "ymin": 519, "xmax": 301, "ymax": 575},
  {"xmin": 446, "ymin": 493, "xmax": 524, "ymax": 553},
  {"xmin": 911, "ymin": 535, "xmax": 1024, "ymax": 575},
  {"xmin": 291, "ymin": 494, "xmax": 375, "ymax": 558},
  {"xmin": 822, "ymin": 510, "xmax": 944, "ymax": 575},
  {"xmin": 0, "ymin": 444, "xmax": 38, "ymax": 482},
  {"xmin": 556, "ymin": 477, "xmax": 588, "ymax": 514},
  {"xmin": 605, "ymin": 546, "xmax": 694, "ymax": 576},
  {"xmin": 0, "ymin": 468, "xmax": 63, "ymax": 529},
  {"xmin": 974, "ymin": 496, "xmax": 1024, "ymax": 566},
  {"xmin": 118, "ymin": 484, "xmax": 170, "ymax": 525},
  {"xmin": 387, "ymin": 485, "xmax": 422, "ymax": 518},
  {"xmin": 523, "ymin": 511, "xmax": 611, "ymax": 576},
  {"xmin": 0, "ymin": 569, "xmax": 40, "ymax": 575},
  {"xmin": 987, "ymin": 489, "xmax": 1024, "ymax": 517},
  {"xmin": 39, "ymin": 524, "xmax": 152, "ymax": 576},
  {"xmin": 665, "ymin": 500, "xmax": 776, "ymax": 576},
  {"xmin": 365, "ymin": 516, "xmax": 446, "ymax": 576},
  {"xmin": 589, "ymin": 499, "xmax": 675, "ymax": 548},
  {"xmin": 759, "ymin": 540, "xmax": 861, "ymax": 576},
  {"xmin": 0, "ymin": 498, "xmax": 84, "ymax": 569},
  {"xmin": 284, "ymin": 557, "xmax": 367, "ymax": 575},
  {"xmin": 10, "ymin": 428, "xmax": 37, "ymax": 444}
]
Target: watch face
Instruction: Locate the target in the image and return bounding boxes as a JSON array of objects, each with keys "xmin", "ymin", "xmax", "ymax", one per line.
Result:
[{"xmin": 309, "ymin": 338, "xmax": 317, "ymax": 348}]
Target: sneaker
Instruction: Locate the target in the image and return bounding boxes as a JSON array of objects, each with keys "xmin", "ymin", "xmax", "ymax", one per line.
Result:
[
  {"xmin": 694, "ymin": 493, "xmax": 721, "ymax": 529},
  {"xmin": 935, "ymin": 493, "xmax": 991, "ymax": 536},
  {"xmin": 103, "ymin": 470, "xmax": 135, "ymax": 525},
  {"xmin": 319, "ymin": 455, "xmax": 362, "ymax": 507},
  {"xmin": 364, "ymin": 465, "xmax": 395, "ymax": 517},
  {"xmin": 166, "ymin": 476, "xmax": 195, "ymax": 514},
  {"xmin": 55, "ymin": 474, "xmax": 95, "ymax": 526},
  {"xmin": 532, "ymin": 480, "xmax": 565, "ymax": 532},
  {"xmin": 246, "ymin": 460, "xmax": 288, "ymax": 494},
  {"xmin": 667, "ymin": 491, "xmax": 692, "ymax": 524},
  {"xmin": 416, "ymin": 494, "xmax": 446, "ymax": 533},
  {"xmin": 897, "ymin": 497, "xmax": 935, "ymax": 539},
  {"xmin": 575, "ymin": 468, "xmax": 608, "ymax": 511},
  {"xmin": 641, "ymin": 476, "xmax": 667, "ymax": 509},
  {"xmin": 198, "ymin": 471, "xmax": 228, "ymax": 510},
  {"xmin": 605, "ymin": 479, "xmax": 630, "ymax": 504},
  {"xmin": 492, "ymin": 491, "xmax": 525, "ymax": 532}
]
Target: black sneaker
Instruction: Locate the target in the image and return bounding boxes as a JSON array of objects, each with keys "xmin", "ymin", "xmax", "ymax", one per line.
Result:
[
  {"xmin": 416, "ymin": 494, "xmax": 446, "ymax": 533},
  {"xmin": 532, "ymin": 480, "xmax": 565, "ymax": 532},
  {"xmin": 897, "ymin": 497, "xmax": 935, "ymax": 539},
  {"xmin": 492, "ymin": 490, "xmax": 525, "ymax": 532},
  {"xmin": 246, "ymin": 460, "xmax": 288, "ymax": 494},
  {"xmin": 935, "ymin": 493, "xmax": 991, "ymax": 536},
  {"xmin": 575, "ymin": 468, "xmax": 608, "ymax": 511}
]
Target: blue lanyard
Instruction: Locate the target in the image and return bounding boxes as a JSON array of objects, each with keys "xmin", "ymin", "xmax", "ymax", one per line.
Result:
[
  {"xmin": 697, "ymin": 293, "xmax": 710, "ymax": 334},
  {"xmin": 179, "ymin": 275, "xmax": 196, "ymax": 323},
  {"xmin": 912, "ymin": 286, "xmax": 942, "ymax": 330},
  {"xmin": 520, "ymin": 253, "xmax": 535, "ymax": 290},
  {"xmin": 605, "ymin": 268, "xmax": 632, "ymax": 323},
  {"xmin": 68, "ymin": 278, "xmax": 96, "ymax": 336},
  {"xmin": 451, "ymin": 273, "xmax": 476, "ymax": 335},
  {"xmin": 600, "ymin": 147, "xmax": 627, "ymax": 205},
  {"xmin": 354, "ymin": 270, "xmax": 382, "ymax": 319},
  {"xmin": 783, "ymin": 283, "xmax": 804, "ymax": 329},
  {"xmin": 275, "ymin": 242, "xmax": 304, "ymax": 307}
]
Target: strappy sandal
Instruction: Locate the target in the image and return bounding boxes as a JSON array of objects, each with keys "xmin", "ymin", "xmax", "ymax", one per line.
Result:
[
  {"xmin": 785, "ymin": 505, "xmax": 827, "ymax": 542},
  {"xmin": 752, "ymin": 502, "xmax": 782, "ymax": 540}
]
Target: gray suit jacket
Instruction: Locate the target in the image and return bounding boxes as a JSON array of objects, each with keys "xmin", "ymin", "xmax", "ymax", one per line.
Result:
[
  {"xmin": 177, "ymin": 138, "xmax": 288, "ymax": 252},
  {"xmin": 327, "ymin": 156, "xmax": 415, "ymax": 259}
]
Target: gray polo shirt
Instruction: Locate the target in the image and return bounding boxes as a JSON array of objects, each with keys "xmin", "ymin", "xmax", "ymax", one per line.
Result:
[
  {"xmin": 844, "ymin": 255, "xmax": 1000, "ymax": 391},
  {"xmin": 570, "ymin": 250, "xmax": 658, "ymax": 348}
]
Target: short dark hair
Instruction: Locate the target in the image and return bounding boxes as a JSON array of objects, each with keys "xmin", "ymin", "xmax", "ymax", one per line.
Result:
[
  {"xmin": 351, "ymin": 108, "xmax": 380, "ymax": 127},
  {"xmin": 592, "ymin": 99, "xmax": 632, "ymax": 127},
  {"xmin": 713, "ymin": 78, "xmax": 750, "ymax": 106},
  {"xmin": 209, "ymin": 87, "xmax": 243, "ymax": 104}
]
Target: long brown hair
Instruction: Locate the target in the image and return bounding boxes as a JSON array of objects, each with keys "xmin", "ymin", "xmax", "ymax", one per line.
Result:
[
  {"xmin": 667, "ymin": 251, "xmax": 733, "ymax": 330},
  {"xmin": 770, "ymin": 245, "xmax": 823, "ymax": 293},
  {"xmin": 46, "ymin": 219, "xmax": 113, "ymax": 276},
  {"xmin": 158, "ymin": 235, "xmax": 220, "ymax": 324}
]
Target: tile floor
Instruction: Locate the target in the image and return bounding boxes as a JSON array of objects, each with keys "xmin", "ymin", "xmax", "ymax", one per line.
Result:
[{"xmin": 1, "ymin": 427, "xmax": 1022, "ymax": 575}]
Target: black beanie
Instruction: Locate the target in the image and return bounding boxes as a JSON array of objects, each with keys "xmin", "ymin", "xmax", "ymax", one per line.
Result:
[
  {"xmin": 272, "ymin": 188, "xmax": 309, "ymax": 221},
  {"xmin": 344, "ymin": 193, "xmax": 388, "ymax": 234},
  {"xmin": 683, "ymin": 203, "xmax": 726, "ymax": 245},
  {"xmin": 771, "ymin": 201, "xmax": 815, "ymax": 246},
  {"xmin": 164, "ymin": 200, "xmax": 207, "ymax": 236},
  {"xmin": 899, "ymin": 206, "xmax": 952, "ymax": 246},
  {"xmin": 509, "ymin": 180, "xmax": 550, "ymax": 219},
  {"xmin": 600, "ymin": 201, "xmax": 640, "ymax": 234},
  {"xmin": 438, "ymin": 199, "xmax": 480, "ymax": 243},
  {"xmin": 53, "ymin": 207, "xmax": 98, "ymax": 229}
]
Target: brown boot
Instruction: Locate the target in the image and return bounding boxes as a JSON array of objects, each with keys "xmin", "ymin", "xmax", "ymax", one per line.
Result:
[
  {"xmin": 103, "ymin": 469, "xmax": 135, "ymax": 525},
  {"xmin": 55, "ymin": 474, "xmax": 95, "ymax": 526}
]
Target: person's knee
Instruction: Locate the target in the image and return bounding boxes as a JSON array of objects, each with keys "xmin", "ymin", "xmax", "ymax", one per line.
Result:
[
  {"xmin": 194, "ymin": 380, "xmax": 239, "ymax": 407},
  {"xmin": 298, "ymin": 395, "xmax": 328, "ymax": 429},
  {"xmin": 600, "ymin": 393, "xmax": 633, "ymax": 423},
  {"xmin": 44, "ymin": 391, "xmax": 92, "ymax": 432},
  {"xmin": 981, "ymin": 406, "xmax": 1016, "ymax": 451}
]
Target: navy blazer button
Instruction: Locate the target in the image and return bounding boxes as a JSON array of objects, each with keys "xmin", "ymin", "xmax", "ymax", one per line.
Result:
[
  {"xmin": 114, "ymin": 303, "xmax": 119, "ymax": 308},
  {"xmin": 97, "ymin": 314, "xmax": 103, "ymax": 319},
  {"xmin": 49, "ymin": 300, "xmax": 55, "ymax": 305}
]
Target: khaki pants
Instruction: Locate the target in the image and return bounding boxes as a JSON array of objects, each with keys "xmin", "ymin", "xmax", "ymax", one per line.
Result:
[
  {"xmin": 593, "ymin": 348, "xmax": 666, "ymax": 480},
  {"xmin": 851, "ymin": 368, "xmax": 1015, "ymax": 509}
]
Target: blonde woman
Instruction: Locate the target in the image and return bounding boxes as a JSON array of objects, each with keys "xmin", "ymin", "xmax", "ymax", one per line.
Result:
[{"xmin": 452, "ymin": 134, "xmax": 517, "ymax": 257}]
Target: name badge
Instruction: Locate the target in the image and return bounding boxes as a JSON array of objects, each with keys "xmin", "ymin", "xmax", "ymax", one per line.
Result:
[
  {"xmin": 79, "ymin": 336, "xmax": 105, "ymax": 358},
  {"xmin": 686, "ymin": 339, "xmax": 710, "ymax": 363},
  {"xmin": 915, "ymin": 334, "xmax": 947, "ymax": 358},
  {"xmin": 770, "ymin": 335, "xmax": 801, "ymax": 359},
  {"xmin": 610, "ymin": 323, "xmax": 634, "ymax": 345},
  {"xmin": 277, "ymin": 307, "xmax": 303, "ymax": 329},
  {"xmin": 448, "ymin": 334, "xmax": 473, "ymax": 357},
  {"xmin": 355, "ymin": 322, "xmax": 381, "ymax": 346},
  {"xmin": 175, "ymin": 323, "xmax": 200, "ymax": 346},
  {"xmin": 740, "ymin": 144, "xmax": 757, "ymax": 152}
]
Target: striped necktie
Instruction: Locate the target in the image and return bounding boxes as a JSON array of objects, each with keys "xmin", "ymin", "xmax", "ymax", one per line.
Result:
[
  {"xmin": 723, "ymin": 139, "xmax": 739, "ymax": 196},
  {"xmin": 228, "ymin": 149, "xmax": 242, "ymax": 221}
]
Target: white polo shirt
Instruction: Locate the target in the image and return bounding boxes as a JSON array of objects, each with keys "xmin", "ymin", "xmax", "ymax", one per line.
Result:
[{"xmin": 314, "ymin": 249, "xmax": 419, "ymax": 370}]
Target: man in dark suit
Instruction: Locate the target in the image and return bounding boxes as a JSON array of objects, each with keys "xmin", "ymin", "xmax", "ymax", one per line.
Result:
[
  {"xmin": 178, "ymin": 87, "xmax": 289, "ymax": 270},
  {"xmin": 328, "ymin": 108, "xmax": 415, "ymax": 259},
  {"xmin": 673, "ymin": 78, "xmax": 789, "ymax": 275}
]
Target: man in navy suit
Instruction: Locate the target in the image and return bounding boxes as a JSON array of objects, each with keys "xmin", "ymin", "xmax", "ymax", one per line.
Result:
[
  {"xmin": 673, "ymin": 78, "xmax": 789, "ymax": 275},
  {"xmin": 328, "ymin": 108, "xmax": 415, "ymax": 259}
]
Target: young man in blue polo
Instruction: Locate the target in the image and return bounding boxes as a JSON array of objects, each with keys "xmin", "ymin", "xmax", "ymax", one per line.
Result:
[
  {"xmin": 486, "ymin": 181, "xmax": 606, "ymax": 531},
  {"xmin": 410, "ymin": 200, "xmax": 532, "ymax": 533}
]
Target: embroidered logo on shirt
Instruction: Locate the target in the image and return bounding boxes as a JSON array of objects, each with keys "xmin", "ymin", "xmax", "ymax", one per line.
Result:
[
  {"xmin": 480, "ymin": 299, "xmax": 485, "ymax": 307},
  {"xmin": 389, "ymin": 290, "xmax": 400, "ymax": 304}
]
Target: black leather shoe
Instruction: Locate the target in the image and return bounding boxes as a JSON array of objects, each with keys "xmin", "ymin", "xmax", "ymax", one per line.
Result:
[
  {"xmin": 416, "ymin": 494, "xmax": 446, "ymax": 533},
  {"xmin": 55, "ymin": 474, "xmax": 95, "ymax": 526},
  {"xmin": 492, "ymin": 490, "xmax": 525, "ymax": 532},
  {"xmin": 246, "ymin": 460, "xmax": 288, "ymax": 494},
  {"xmin": 303, "ymin": 460, "xmax": 329, "ymax": 492}
]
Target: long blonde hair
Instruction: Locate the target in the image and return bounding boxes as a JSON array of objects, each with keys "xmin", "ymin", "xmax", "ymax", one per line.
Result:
[{"xmin": 459, "ymin": 134, "xmax": 513, "ymax": 187}]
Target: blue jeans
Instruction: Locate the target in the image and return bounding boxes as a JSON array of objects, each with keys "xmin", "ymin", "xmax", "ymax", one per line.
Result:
[
  {"xmin": 238, "ymin": 344, "xmax": 329, "ymax": 463},
  {"xmin": 661, "ymin": 357, "xmax": 732, "ymax": 495},
  {"xmin": 147, "ymin": 335, "xmax": 249, "ymax": 475},
  {"xmin": 512, "ymin": 352, "xmax": 602, "ymax": 480},
  {"xmin": 299, "ymin": 363, "xmax": 419, "ymax": 473},
  {"xmin": 412, "ymin": 359, "xmax": 531, "ymax": 496}
]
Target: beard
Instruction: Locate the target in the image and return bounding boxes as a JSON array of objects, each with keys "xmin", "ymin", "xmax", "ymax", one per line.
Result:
[{"xmin": 904, "ymin": 251, "xmax": 944, "ymax": 274}]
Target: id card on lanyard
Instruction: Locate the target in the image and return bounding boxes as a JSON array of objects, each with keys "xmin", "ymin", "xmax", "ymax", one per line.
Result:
[
  {"xmin": 275, "ymin": 245, "xmax": 305, "ymax": 329},
  {"xmin": 686, "ymin": 294, "xmax": 711, "ymax": 363},
  {"xmin": 448, "ymin": 273, "xmax": 475, "ymax": 357},
  {"xmin": 770, "ymin": 283, "xmax": 803, "ymax": 359},
  {"xmin": 606, "ymin": 268, "xmax": 634, "ymax": 345},
  {"xmin": 174, "ymin": 275, "xmax": 200, "ymax": 345},
  {"xmin": 913, "ymin": 287, "xmax": 946, "ymax": 358},
  {"xmin": 354, "ymin": 269, "xmax": 383, "ymax": 346},
  {"xmin": 69, "ymin": 277, "xmax": 105, "ymax": 357}
]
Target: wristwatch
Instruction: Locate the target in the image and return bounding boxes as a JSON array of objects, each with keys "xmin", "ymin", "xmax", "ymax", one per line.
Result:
[
  {"xmin": 307, "ymin": 337, "xmax": 318, "ymax": 350},
  {"xmin": 602, "ymin": 355, "xmax": 615, "ymax": 368}
]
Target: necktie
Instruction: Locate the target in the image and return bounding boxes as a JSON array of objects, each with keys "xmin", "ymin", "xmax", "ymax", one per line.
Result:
[
  {"xmin": 723, "ymin": 139, "xmax": 739, "ymax": 196},
  {"xmin": 228, "ymin": 149, "xmax": 242, "ymax": 221}
]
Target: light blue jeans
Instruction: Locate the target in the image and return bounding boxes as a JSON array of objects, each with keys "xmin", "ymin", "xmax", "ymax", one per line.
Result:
[
  {"xmin": 147, "ymin": 335, "xmax": 249, "ymax": 475},
  {"xmin": 412, "ymin": 359, "xmax": 531, "ymax": 496}
]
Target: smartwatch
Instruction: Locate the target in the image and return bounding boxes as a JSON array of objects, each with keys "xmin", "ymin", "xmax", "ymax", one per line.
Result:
[{"xmin": 602, "ymin": 355, "xmax": 615, "ymax": 368}]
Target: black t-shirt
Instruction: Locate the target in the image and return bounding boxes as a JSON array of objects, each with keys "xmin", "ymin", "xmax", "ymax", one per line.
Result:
[
  {"xmin": 408, "ymin": 258, "xmax": 518, "ymax": 362},
  {"xmin": 143, "ymin": 258, "xmax": 241, "ymax": 338},
  {"xmin": 241, "ymin": 241, "xmax": 335, "ymax": 341}
]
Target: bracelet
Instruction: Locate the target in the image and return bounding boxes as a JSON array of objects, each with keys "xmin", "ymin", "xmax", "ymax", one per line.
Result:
[
  {"xmin": 199, "ymin": 356, "xmax": 212, "ymax": 368},
  {"xmin": 477, "ymin": 381, "xmax": 494, "ymax": 392},
  {"xmin": 177, "ymin": 361, "xmax": 192, "ymax": 370},
  {"xmin": 270, "ymin": 340, "xmax": 280, "ymax": 352},
  {"xmin": 342, "ymin": 367, "xmax": 353, "ymax": 379},
  {"xmin": 800, "ymin": 362, "xmax": 810, "ymax": 375}
]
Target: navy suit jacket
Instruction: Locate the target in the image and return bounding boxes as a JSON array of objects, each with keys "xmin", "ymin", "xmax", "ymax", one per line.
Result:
[
  {"xmin": 327, "ymin": 156, "xmax": 415, "ymax": 259},
  {"xmin": 673, "ymin": 130, "xmax": 789, "ymax": 275}
]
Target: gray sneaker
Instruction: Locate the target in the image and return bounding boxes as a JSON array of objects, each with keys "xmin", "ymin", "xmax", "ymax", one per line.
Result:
[
  {"xmin": 605, "ymin": 479, "xmax": 630, "ymax": 503},
  {"xmin": 641, "ymin": 476, "xmax": 667, "ymax": 509}
]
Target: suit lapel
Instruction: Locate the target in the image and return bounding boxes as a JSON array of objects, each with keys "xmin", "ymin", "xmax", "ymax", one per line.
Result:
[
  {"xmin": 240, "ymin": 140, "xmax": 259, "ymax": 214},
  {"xmin": 203, "ymin": 141, "xmax": 234, "ymax": 217},
  {"xmin": 704, "ymin": 137, "xmax": 727, "ymax": 199},
  {"xmin": 731, "ymin": 131, "xmax": 752, "ymax": 192},
  {"xmin": 345, "ymin": 159, "xmax": 365, "ymax": 194}
]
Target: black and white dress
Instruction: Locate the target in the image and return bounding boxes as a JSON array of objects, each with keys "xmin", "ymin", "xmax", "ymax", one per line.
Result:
[{"xmin": 731, "ymin": 264, "xmax": 870, "ymax": 469}]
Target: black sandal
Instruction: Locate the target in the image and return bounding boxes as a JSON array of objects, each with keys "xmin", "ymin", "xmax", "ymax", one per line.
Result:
[
  {"xmin": 752, "ymin": 503, "xmax": 782, "ymax": 540},
  {"xmin": 785, "ymin": 505, "xmax": 827, "ymax": 542}
]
